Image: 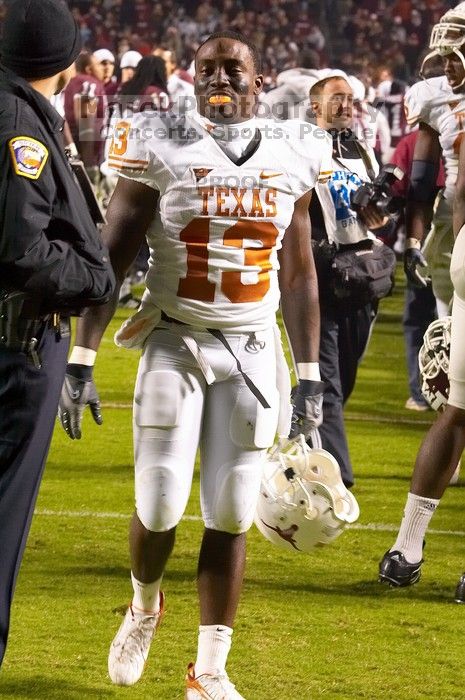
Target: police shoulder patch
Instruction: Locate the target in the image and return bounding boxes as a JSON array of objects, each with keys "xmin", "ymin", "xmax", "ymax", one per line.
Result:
[{"xmin": 8, "ymin": 136, "xmax": 49, "ymax": 180}]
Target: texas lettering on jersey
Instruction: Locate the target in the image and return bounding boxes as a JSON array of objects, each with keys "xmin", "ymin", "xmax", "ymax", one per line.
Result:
[{"xmin": 197, "ymin": 185, "xmax": 277, "ymax": 218}]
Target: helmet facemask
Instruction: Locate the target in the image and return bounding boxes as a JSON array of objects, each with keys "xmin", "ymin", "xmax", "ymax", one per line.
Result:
[{"xmin": 421, "ymin": 11, "xmax": 465, "ymax": 89}]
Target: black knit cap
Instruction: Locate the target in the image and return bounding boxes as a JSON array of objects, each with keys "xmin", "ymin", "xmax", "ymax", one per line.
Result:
[{"xmin": 2, "ymin": 0, "xmax": 82, "ymax": 79}]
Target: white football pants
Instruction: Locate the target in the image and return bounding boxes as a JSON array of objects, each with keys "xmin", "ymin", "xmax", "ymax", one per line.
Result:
[
  {"xmin": 449, "ymin": 225, "xmax": 465, "ymax": 408},
  {"xmin": 133, "ymin": 324, "xmax": 280, "ymax": 534},
  {"xmin": 422, "ymin": 193, "xmax": 454, "ymax": 315}
]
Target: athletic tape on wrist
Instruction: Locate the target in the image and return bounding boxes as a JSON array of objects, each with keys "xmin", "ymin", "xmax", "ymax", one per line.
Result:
[
  {"xmin": 297, "ymin": 362, "xmax": 321, "ymax": 381},
  {"xmin": 68, "ymin": 345, "xmax": 97, "ymax": 366},
  {"xmin": 405, "ymin": 237, "xmax": 421, "ymax": 250}
]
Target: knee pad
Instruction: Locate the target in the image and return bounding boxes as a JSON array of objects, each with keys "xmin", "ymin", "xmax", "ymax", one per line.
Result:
[
  {"xmin": 204, "ymin": 460, "xmax": 264, "ymax": 534},
  {"xmin": 451, "ymin": 226, "xmax": 465, "ymax": 302},
  {"xmin": 135, "ymin": 464, "xmax": 187, "ymax": 532}
]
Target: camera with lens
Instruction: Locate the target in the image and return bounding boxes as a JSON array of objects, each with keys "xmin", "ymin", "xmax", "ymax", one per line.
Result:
[{"xmin": 350, "ymin": 164, "xmax": 404, "ymax": 217}]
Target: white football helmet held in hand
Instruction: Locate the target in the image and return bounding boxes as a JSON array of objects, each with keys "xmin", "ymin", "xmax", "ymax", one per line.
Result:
[
  {"xmin": 254, "ymin": 435, "xmax": 359, "ymax": 553},
  {"xmin": 419, "ymin": 316, "xmax": 452, "ymax": 411}
]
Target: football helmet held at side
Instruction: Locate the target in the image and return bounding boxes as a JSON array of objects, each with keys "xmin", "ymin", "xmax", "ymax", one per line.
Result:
[
  {"xmin": 254, "ymin": 435, "xmax": 359, "ymax": 553},
  {"xmin": 419, "ymin": 316, "xmax": 451, "ymax": 411}
]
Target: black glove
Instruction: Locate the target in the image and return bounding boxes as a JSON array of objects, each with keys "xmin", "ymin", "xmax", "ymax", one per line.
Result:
[
  {"xmin": 404, "ymin": 245, "xmax": 430, "ymax": 288},
  {"xmin": 289, "ymin": 379, "xmax": 325, "ymax": 439},
  {"xmin": 58, "ymin": 363, "xmax": 102, "ymax": 440}
]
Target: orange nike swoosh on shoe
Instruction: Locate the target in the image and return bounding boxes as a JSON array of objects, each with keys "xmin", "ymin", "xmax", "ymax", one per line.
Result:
[
  {"xmin": 186, "ymin": 664, "xmax": 211, "ymax": 699},
  {"xmin": 259, "ymin": 171, "xmax": 283, "ymax": 179},
  {"xmin": 187, "ymin": 680, "xmax": 212, "ymax": 699}
]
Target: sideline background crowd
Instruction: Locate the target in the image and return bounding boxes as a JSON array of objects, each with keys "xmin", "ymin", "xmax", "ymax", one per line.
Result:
[{"xmin": 0, "ymin": 0, "xmax": 455, "ymax": 87}]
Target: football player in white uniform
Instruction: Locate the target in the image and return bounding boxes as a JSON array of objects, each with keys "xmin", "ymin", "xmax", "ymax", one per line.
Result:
[
  {"xmin": 403, "ymin": 2, "xmax": 465, "ymax": 317},
  {"xmin": 378, "ymin": 6, "xmax": 465, "ymax": 599},
  {"xmin": 58, "ymin": 31, "xmax": 332, "ymax": 699},
  {"xmin": 379, "ymin": 132, "xmax": 465, "ymax": 601}
]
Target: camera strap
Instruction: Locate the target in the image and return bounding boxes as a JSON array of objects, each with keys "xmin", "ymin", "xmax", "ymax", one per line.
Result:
[
  {"xmin": 354, "ymin": 141, "xmax": 377, "ymax": 181},
  {"xmin": 321, "ymin": 138, "xmax": 378, "ymax": 247},
  {"xmin": 331, "ymin": 140, "xmax": 376, "ymax": 182}
]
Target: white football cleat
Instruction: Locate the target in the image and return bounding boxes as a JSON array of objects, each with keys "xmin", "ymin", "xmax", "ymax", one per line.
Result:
[
  {"xmin": 185, "ymin": 663, "xmax": 246, "ymax": 699},
  {"xmin": 108, "ymin": 592, "xmax": 165, "ymax": 686}
]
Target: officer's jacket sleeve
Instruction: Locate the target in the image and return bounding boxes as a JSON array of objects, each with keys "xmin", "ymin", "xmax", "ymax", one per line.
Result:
[{"xmin": 0, "ymin": 136, "xmax": 115, "ymax": 311}]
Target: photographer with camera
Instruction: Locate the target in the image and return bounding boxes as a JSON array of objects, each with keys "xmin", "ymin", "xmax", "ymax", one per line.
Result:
[{"xmin": 309, "ymin": 74, "xmax": 398, "ymax": 487}]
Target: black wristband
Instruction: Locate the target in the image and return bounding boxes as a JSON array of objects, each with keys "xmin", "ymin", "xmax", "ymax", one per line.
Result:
[
  {"xmin": 67, "ymin": 363, "xmax": 93, "ymax": 381},
  {"xmin": 298, "ymin": 379, "xmax": 325, "ymax": 394},
  {"xmin": 408, "ymin": 160, "xmax": 438, "ymax": 203}
]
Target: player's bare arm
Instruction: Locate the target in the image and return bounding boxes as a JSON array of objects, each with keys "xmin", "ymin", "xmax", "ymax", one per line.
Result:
[
  {"xmin": 278, "ymin": 189, "xmax": 319, "ymax": 363},
  {"xmin": 59, "ymin": 178, "xmax": 158, "ymax": 439},
  {"xmin": 279, "ymin": 190, "xmax": 324, "ymax": 438},
  {"xmin": 454, "ymin": 134, "xmax": 465, "ymax": 236},
  {"xmin": 404, "ymin": 122, "xmax": 441, "ymax": 287},
  {"xmin": 405, "ymin": 122, "xmax": 441, "ymax": 242},
  {"xmin": 76, "ymin": 177, "xmax": 159, "ymax": 351}
]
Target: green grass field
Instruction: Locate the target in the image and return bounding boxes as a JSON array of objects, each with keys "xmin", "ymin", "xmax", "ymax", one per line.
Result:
[{"xmin": 1, "ymin": 272, "xmax": 465, "ymax": 700}]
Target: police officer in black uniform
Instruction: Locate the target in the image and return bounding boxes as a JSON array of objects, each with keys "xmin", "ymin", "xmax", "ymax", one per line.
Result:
[{"xmin": 0, "ymin": 0, "xmax": 115, "ymax": 666}]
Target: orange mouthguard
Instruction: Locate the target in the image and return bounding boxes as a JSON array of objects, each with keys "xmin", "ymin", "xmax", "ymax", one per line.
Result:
[{"xmin": 208, "ymin": 95, "xmax": 232, "ymax": 105}]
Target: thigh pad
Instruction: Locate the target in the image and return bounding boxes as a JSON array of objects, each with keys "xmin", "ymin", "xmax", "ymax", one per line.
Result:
[{"xmin": 134, "ymin": 369, "xmax": 187, "ymax": 428}]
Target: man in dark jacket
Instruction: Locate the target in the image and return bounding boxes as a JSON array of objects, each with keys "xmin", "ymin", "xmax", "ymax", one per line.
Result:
[
  {"xmin": 309, "ymin": 74, "xmax": 394, "ymax": 488},
  {"xmin": 0, "ymin": 0, "xmax": 115, "ymax": 666}
]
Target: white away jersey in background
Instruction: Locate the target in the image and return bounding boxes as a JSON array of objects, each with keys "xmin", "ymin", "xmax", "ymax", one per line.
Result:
[
  {"xmin": 108, "ymin": 111, "xmax": 332, "ymax": 331},
  {"xmin": 404, "ymin": 76, "xmax": 465, "ymax": 200}
]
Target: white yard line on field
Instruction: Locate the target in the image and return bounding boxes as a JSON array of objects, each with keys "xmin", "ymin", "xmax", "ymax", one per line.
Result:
[
  {"xmin": 345, "ymin": 412, "xmax": 433, "ymax": 426},
  {"xmin": 35, "ymin": 508, "xmax": 201, "ymax": 522},
  {"xmin": 101, "ymin": 403, "xmax": 433, "ymax": 426},
  {"xmin": 34, "ymin": 509, "xmax": 465, "ymax": 537},
  {"xmin": 101, "ymin": 403, "xmax": 133, "ymax": 409}
]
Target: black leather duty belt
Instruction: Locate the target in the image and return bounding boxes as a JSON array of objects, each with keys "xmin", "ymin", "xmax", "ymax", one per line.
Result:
[{"xmin": 0, "ymin": 291, "xmax": 66, "ymax": 368}]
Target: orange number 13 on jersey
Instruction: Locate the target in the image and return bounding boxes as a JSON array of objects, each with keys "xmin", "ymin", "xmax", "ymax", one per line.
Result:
[{"xmin": 177, "ymin": 218, "xmax": 279, "ymax": 303}]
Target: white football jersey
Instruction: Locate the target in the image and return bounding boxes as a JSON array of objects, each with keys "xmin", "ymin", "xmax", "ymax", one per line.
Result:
[
  {"xmin": 108, "ymin": 111, "xmax": 332, "ymax": 331},
  {"xmin": 404, "ymin": 76, "xmax": 465, "ymax": 199}
]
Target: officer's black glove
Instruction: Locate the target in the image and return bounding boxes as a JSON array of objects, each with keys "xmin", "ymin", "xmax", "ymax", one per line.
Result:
[
  {"xmin": 404, "ymin": 241, "xmax": 430, "ymax": 288},
  {"xmin": 58, "ymin": 363, "xmax": 102, "ymax": 440},
  {"xmin": 289, "ymin": 379, "xmax": 325, "ymax": 439}
]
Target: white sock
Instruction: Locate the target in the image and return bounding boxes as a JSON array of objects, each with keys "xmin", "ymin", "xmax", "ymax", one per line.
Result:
[
  {"xmin": 391, "ymin": 492, "xmax": 440, "ymax": 563},
  {"xmin": 130, "ymin": 572, "xmax": 162, "ymax": 614},
  {"xmin": 195, "ymin": 625, "xmax": 233, "ymax": 677}
]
